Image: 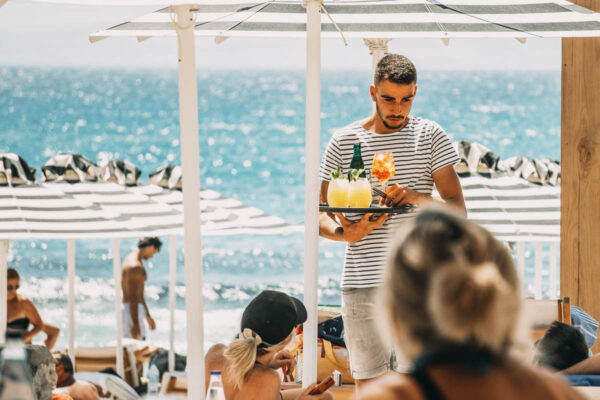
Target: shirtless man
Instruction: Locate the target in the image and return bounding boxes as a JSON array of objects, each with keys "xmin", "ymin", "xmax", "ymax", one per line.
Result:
[
  {"xmin": 121, "ymin": 237, "xmax": 161, "ymax": 340},
  {"xmin": 53, "ymin": 351, "xmax": 99, "ymax": 400}
]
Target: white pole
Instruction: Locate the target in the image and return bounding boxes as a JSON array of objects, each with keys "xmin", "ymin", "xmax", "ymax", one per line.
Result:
[
  {"xmin": 549, "ymin": 242, "xmax": 558, "ymax": 299},
  {"xmin": 173, "ymin": 5, "xmax": 204, "ymax": 399},
  {"xmin": 67, "ymin": 239, "xmax": 76, "ymax": 369},
  {"xmin": 534, "ymin": 242, "xmax": 543, "ymax": 299},
  {"xmin": 169, "ymin": 235, "xmax": 176, "ymax": 373},
  {"xmin": 363, "ymin": 39, "xmax": 390, "ymax": 112},
  {"xmin": 113, "ymin": 238, "xmax": 124, "ymax": 378},
  {"xmin": 302, "ymin": 0, "xmax": 321, "ymax": 387},
  {"xmin": 517, "ymin": 242, "xmax": 525, "ymax": 293},
  {"xmin": 0, "ymin": 240, "xmax": 8, "ymax": 345}
]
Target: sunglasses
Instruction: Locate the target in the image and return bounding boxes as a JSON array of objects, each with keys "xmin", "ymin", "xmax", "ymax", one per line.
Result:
[{"xmin": 7, "ymin": 285, "xmax": 19, "ymax": 291}]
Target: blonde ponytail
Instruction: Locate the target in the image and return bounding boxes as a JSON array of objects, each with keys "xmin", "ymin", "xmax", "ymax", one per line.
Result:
[
  {"xmin": 428, "ymin": 261, "xmax": 517, "ymax": 353},
  {"xmin": 224, "ymin": 329, "xmax": 262, "ymax": 390}
]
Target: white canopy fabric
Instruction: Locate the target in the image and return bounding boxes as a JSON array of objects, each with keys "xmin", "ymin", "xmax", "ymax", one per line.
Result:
[
  {"xmin": 0, "ymin": 182, "xmax": 300, "ymax": 239},
  {"xmin": 90, "ymin": 0, "xmax": 600, "ymax": 41}
]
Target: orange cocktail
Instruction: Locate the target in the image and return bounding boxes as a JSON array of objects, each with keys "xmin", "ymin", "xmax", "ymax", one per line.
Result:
[{"xmin": 372, "ymin": 152, "xmax": 395, "ymax": 189}]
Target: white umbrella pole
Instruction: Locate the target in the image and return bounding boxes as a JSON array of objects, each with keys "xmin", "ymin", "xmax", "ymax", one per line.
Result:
[
  {"xmin": 364, "ymin": 38, "xmax": 390, "ymax": 112},
  {"xmin": 0, "ymin": 240, "xmax": 8, "ymax": 345},
  {"xmin": 113, "ymin": 238, "xmax": 124, "ymax": 378},
  {"xmin": 302, "ymin": 0, "xmax": 321, "ymax": 387},
  {"xmin": 67, "ymin": 239, "xmax": 76, "ymax": 369},
  {"xmin": 173, "ymin": 5, "xmax": 204, "ymax": 399},
  {"xmin": 169, "ymin": 235, "xmax": 176, "ymax": 373}
]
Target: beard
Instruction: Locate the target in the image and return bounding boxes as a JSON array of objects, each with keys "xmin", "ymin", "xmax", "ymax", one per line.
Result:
[{"xmin": 376, "ymin": 103, "xmax": 407, "ymax": 131}]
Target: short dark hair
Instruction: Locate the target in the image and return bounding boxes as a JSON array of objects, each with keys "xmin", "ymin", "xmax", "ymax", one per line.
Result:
[
  {"xmin": 138, "ymin": 237, "xmax": 162, "ymax": 251},
  {"xmin": 374, "ymin": 54, "xmax": 417, "ymax": 86},
  {"xmin": 535, "ymin": 321, "xmax": 589, "ymax": 371},
  {"xmin": 7, "ymin": 268, "xmax": 19, "ymax": 280},
  {"xmin": 53, "ymin": 351, "xmax": 74, "ymax": 376}
]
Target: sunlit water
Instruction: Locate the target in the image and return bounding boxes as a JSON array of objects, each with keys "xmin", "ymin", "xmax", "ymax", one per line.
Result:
[{"xmin": 0, "ymin": 66, "xmax": 560, "ymax": 352}]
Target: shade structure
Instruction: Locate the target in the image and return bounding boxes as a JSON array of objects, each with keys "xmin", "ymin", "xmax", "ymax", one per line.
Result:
[
  {"xmin": 90, "ymin": 0, "xmax": 600, "ymax": 41},
  {"xmin": 86, "ymin": 1, "xmax": 600, "ymax": 396},
  {"xmin": 0, "ymin": 181, "xmax": 300, "ymax": 239}
]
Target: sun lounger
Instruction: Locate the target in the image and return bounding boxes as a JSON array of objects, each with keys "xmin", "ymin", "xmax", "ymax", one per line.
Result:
[
  {"xmin": 523, "ymin": 297, "xmax": 571, "ymax": 340},
  {"xmin": 74, "ymin": 372, "xmax": 140, "ymax": 400},
  {"xmin": 74, "ymin": 341, "xmax": 159, "ymax": 388}
]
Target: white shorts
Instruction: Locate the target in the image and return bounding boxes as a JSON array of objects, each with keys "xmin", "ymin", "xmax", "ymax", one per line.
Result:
[
  {"xmin": 122, "ymin": 303, "xmax": 147, "ymax": 339},
  {"xmin": 342, "ymin": 287, "xmax": 394, "ymax": 380}
]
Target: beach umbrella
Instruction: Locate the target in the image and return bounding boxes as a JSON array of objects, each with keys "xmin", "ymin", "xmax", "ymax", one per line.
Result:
[
  {"xmin": 0, "ymin": 153, "xmax": 36, "ymax": 185},
  {"xmin": 100, "ymin": 159, "xmax": 142, "ymax": 185},
  {"xmin": 85, "ymin": 1, "xmax": 600, "ymax": 395},
  {"xmin": 0, "ymin": 152, "xmax": 299, "ymax": 375},
  {"xmin": 42, "ymin": 153, "xmax": 101, "ymax": 182}
]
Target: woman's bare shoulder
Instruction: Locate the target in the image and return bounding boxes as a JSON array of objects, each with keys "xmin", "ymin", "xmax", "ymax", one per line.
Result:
[
  {"xmin": 359, "ymin": 372, "xmax": 424, "ymax": 400},
  {"xmin": 243, "ymin": 367, "xmax": 281, "ymax": 399}
]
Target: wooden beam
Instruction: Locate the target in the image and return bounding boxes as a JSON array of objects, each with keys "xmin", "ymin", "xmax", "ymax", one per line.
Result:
[{"xmin": 561, "ymin": 0, "xmax": 600, "ymax": 352}]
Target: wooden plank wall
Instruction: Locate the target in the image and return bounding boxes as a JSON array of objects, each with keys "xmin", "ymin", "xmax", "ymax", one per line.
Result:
[{"xmin": 561, "ymin": 0, "xmax": 600, "ymax": 352}]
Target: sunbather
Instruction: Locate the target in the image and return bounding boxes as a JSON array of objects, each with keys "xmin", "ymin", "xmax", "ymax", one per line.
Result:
[
  {"xmin": 360, "ymin": 207, "xmax": 583, "ymax": 400},
  {"xmin": 7, "ymin": 268, "xmax": 60, "ymax": 349},
  {"xmin": 535, "ymin": 321, "xmax": 589, "ymax": 371},
  {"xmin": 52, "ymin": 351, "xmax": 99, "ymax": 400},
  {"xmin": 205, "ymin": 290, "xmax": 333, "ymax": 400}
]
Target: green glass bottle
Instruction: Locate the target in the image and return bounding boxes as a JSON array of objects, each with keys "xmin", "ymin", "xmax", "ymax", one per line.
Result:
[{"xmin": 348, "ymin": 143, "xmax": 367, "ymax": 179}]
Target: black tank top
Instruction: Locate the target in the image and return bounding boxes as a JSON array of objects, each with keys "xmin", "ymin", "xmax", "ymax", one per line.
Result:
[{"xmin": 409, "ymin": 345, "xmax": 496, "ymax": 400}]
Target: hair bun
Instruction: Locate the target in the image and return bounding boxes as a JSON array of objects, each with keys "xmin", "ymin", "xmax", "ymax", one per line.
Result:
[{"xmin": 428, "ymin": 262, "xmax": 512, "ymax": 352}]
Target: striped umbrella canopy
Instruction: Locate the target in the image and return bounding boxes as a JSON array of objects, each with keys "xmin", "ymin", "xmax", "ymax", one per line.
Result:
[
  {"xmin": 448, "ymin": 174, "xmax": 560, "ymax": 242},
  {"xmin": 90, "ymin": 0, "xmax": 600, "ymax": 41},
  {"xmin": 0, "ymin": 181, "xmax": 300, "ymax": 239}
]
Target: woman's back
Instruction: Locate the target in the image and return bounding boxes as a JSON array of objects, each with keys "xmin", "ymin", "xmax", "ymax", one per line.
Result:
[
  {"xmin": 361, "ymin": 358, "xmax": 583, "ymax": 400},
  {"xmin": 205, "ymin": 344, "xmax": 281, "ymax": 400}
]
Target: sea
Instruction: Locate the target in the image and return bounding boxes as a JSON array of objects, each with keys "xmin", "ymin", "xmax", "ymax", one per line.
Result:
[{"xmin": 0, "ymin": 66, "xmax": 561, "ymax": 353}]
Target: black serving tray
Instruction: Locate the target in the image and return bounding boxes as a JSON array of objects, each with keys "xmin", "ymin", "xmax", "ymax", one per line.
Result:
[{"xmin": 319, "ymin": 204, "xmax": 416, "ymax": 214}]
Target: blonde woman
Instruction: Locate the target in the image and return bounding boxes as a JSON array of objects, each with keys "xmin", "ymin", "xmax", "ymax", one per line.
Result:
[
  {"xmin": 360, "ymin": 208, "xmax": 583, "ymax": 400},
  {"xmin": 205, "ymin": 290, "xmax": 334, "ymax": 400}
]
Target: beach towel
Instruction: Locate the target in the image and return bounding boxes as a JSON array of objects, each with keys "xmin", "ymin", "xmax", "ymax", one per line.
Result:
[
  {"xmin": 122, "ymin": 303, "xmax": 146, "ymax": 340},
  {"xmin": 571, "ymin": 306, "xmax": 598, "ymax": 352}
]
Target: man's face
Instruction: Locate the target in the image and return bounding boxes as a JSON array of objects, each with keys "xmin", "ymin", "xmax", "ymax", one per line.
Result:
[
  {"xmin": 141, "ymin": 245, "xmax": 158, "ymax": 260},
  {"xmin": 370, "ymin": 80, "xmax": 417, "ymax": 132}
]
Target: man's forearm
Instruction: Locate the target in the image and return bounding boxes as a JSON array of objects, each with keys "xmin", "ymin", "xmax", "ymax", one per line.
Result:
[
  {"xmin": 130, "ymin": 300, "xmax": 140, "ymax": 327},
  {"xmin": 142, "ymin": 298, "xmax": 151, "ymax": 317},
  {"xmin": 319, "ymin": 213, "xmax": 344, "ymax": 241}
]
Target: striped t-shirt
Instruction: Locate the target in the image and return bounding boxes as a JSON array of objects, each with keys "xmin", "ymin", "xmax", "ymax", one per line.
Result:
[{"xmin": 319, "ymin": 116, "xmax": 459, "ymax": 288}]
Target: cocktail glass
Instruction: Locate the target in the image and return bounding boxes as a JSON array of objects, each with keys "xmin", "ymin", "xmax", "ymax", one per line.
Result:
[
  {"xmin": 327, "ymin": 178, "xmax": 350, "ymax": 207},
  {"xmin": 371, "ymin": 152, "xmax": 395, "ymax": 191},
  {"xmin": 349, "ymin": 178, "xmax": 372, "ymax": 208}
]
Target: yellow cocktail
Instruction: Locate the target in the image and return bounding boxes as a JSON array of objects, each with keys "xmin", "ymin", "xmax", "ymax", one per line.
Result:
[
  {"xmin": 327, "ymin": 178, "xmax": 350, "ymax": 207},
  {"xmin": 349, "ymin": 178, "xmax": 372, "ymax": 208}
]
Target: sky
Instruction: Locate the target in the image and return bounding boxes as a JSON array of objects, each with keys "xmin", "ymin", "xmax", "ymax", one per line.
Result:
[{"xmin": 0, "ymin": 0, "xmax": 563, "ymax": 70}]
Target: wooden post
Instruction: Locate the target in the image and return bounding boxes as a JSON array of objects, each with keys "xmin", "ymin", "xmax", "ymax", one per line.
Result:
[{"xmin": 561, "ymin": 0, "xmax": 600, "ymax": 352}]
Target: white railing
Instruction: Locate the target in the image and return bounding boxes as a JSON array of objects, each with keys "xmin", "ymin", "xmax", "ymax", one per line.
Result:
[{"xmin": 515, "ymin": 242, "xmax": 559, "ymax": 299}]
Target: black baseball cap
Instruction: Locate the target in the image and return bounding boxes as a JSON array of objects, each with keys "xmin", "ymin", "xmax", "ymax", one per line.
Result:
[{"xmin": 241, "ymin": 290, "xmax": 307, "ymax": 346}]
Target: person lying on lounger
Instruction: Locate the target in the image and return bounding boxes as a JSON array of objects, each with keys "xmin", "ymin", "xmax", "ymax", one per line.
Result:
[
  {"xmin": 359, "ymin": 207, "xmax": 583, "ymax": 400},
  {"xmin": 205, "ymin": 290, "xmax": 334, "ymax": 400},
  {"xmin": 535, "ymin": 321, "xmax": 590, "ymax": 372},
  {"xmin": 535, "ymin": 320, "xmax": 600, "ymax": 375},
  {"xmin": 7, "ymin": 268, "xmax": 60, "ymax": 349},
  {"xmin": 52, "ymin": 351, "xmax": 99, "ymax": 400}
]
